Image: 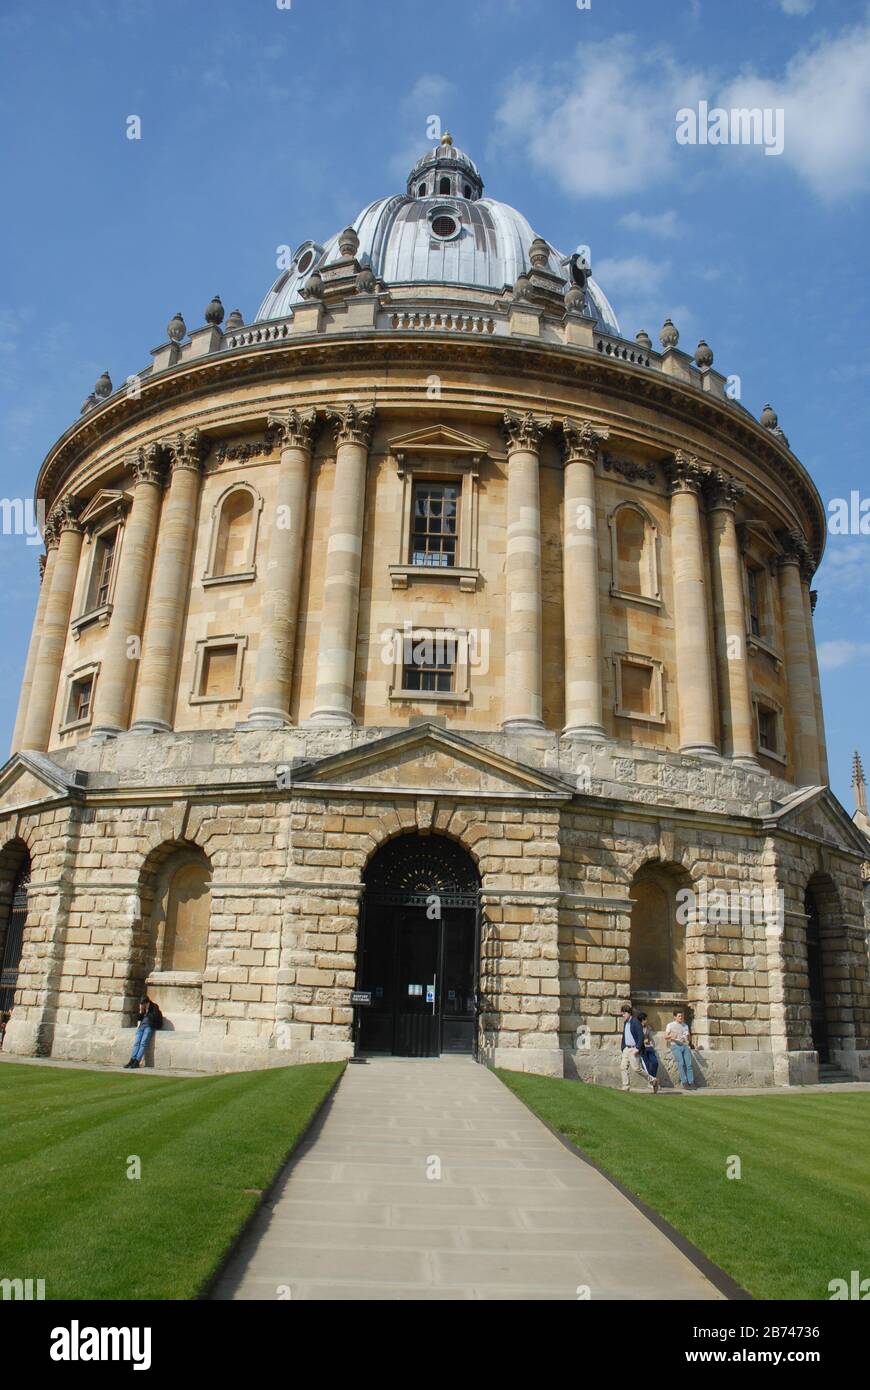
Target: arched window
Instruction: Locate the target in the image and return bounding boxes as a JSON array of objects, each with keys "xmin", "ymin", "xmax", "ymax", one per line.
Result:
[
  {"xmin": 0, "ymin": 844, "xmax": 30, "ymax": 1012},
  {"xmin": 629, "ymin": 864, "xmax": 687, "ymax": 996},
  {"xmin": 163, "ymin": 860, "xmax": 211, "ymax": 973},
  {"xmin": 608, "ymin": 502, "xmax": 660, "ymax": 603},
  {"xmin": 203, "ymin": 483, "xmax": 263, "ymax": 586}
]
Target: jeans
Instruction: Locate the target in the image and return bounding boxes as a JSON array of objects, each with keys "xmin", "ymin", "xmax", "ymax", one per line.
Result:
[
  {"xmin": 130, "ymin": 1022, "xmax": 153, "ymax": 1064},
  {"xmin": 670, "ymin": 1041, "xmax": 694, "ymax": 1085}
]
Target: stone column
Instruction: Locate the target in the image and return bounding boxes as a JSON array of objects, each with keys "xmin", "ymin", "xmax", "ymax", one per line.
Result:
[
  {"xmin": 706, "ymin": 471, "xmax": 759, "ymax": 768},
  {"xmin": 804, "ymin": 585, "xmax": 829, "ymax": 786},
  {"xmin": 665, "ymin": 453, "xmax": 718, "ymax": 755},
  {"xmin": 246, "ymin": 409, "xmax": 318, "ymax": 727},
  {"xmin": 502, "ymin": 411, "xmax": 551, "ymax": 733},
  {"xmin": 91, "ymin": 447, "xmax": 163, "ymax": 738},
  {"xmin": 21, "ymin": 499, "xmax": 83, "ymax": 752},
  {"xmin": 131, "ymin": 431, "xmax": 206, "ymax": 733},
  {"xmin": 561, "ymin": 418, "xmax": 607, "ymax": 738},
  {"xmin": 11, "ymin": 543, "xmax": 56, "ymax": 755},
  {"xmin": 778, "ymin": 532, "xmax": 821, "ymax": 786},
  {"xmin": 307, "ymin": 404, "xmax": 375, "ymax": 726}
]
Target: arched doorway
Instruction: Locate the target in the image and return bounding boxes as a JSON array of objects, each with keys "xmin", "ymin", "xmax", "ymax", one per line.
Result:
[
  {"xmin": 357, "ymin": 833, "xmax": 480, "ymax": 1058},
  {"xmin": 0, "ymin": 848, "xmax": 31, "ymax": 1013}
]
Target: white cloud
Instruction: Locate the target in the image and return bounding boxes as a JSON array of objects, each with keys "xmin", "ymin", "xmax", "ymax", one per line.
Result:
[
  {"xmin": 619, "ymin": 210, "xmax": 681, "ymax": 239},
  {"xmin": 817, "ymin": 639, "xmax": 870, "ymax": 671},
  {"xmin": 494, "ymin": 23, "xmax": 870, "ymax": 202},
  {"xmin": 493, "ymin": 37, "xmax": 706, "ymax": 198},
  {"xmin": 719, "ymin": 21, "xmax": 870, "ymax": 198}
]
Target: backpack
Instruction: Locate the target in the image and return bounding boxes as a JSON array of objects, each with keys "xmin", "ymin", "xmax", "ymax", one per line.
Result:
[{"xmin": 150, "ymin": 1004, "xmax": 164, "ymax": 1031}]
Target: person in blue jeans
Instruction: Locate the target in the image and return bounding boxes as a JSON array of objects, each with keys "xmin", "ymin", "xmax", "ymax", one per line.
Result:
[
  {"xmin": 124, "ymin": 996, "xmax": 161, "ymax": 1069},
  {"xmin": 665, "ymin": 1008, "xmax": 695, "ymax": 1088}
]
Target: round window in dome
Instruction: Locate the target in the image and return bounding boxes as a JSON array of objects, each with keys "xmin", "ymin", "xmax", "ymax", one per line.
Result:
[
  {"xmin": 431, "ymin": 213, "xmax": 459, "ymax": 240},
  {"xmin": 296, "ymin": 249, "xmax": 316, "ymax": 275}
]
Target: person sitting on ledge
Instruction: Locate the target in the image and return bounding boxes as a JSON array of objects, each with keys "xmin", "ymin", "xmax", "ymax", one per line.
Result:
[{"xmin": 124, "ymin": 995, "xmax": 163, "ymax": 1070}]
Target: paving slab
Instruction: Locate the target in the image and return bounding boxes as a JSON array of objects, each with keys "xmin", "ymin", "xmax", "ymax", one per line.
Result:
[{"xmin": 211, "ymin": 1058, "xmax": 728, "ymax": 1302}]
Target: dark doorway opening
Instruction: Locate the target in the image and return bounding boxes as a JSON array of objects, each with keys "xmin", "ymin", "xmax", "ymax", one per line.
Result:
[
  {"xmin": 804, "ymin": 886, "xmax": 830, "ymax": 1064},
  {"xmin": 1, "ymin": 853, "xmax": 30, "ymax": 1013},
  {"xmin": 357, "ymin": 834, "xmax": 480, "ymax": 1058}
]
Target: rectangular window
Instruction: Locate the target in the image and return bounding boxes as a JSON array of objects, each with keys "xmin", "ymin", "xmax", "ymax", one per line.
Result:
[
  {"xmin": 757, "ymin": 705, "xmax": 777, "ymax": 752},
  {"xmin": 410, "ymin": 482, "xmax": 459, "ymax": 568},
  {"xmin": 747, "ymin": 567, "xmax": 762, "ymax": 639},
  {"xmin": 66, "ymin": 674, "xmax": 94, "ymax": 727},
  {"xmin": 402, "ymin": 634, "xmax": 456, "ymax": 693}
]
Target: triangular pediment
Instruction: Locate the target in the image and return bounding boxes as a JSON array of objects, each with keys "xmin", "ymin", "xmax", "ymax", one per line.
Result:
[
  {"xmin": 0, "ymin": 752, "xmax": 83, "ymax": 820},
  {"xmin": 279, "ymin": 724, "xmax": 575, "ymax": 801},
  {"xmin": 765, "ymin": 785, "xmax": 870, "ymax": 857},
  {"xmin": 387, "ymin": 424, "xmax": 491, "ymax": 458},
  {"xmin": 78, "ymin": 489, "xmax": 131, "ymax": 528}
]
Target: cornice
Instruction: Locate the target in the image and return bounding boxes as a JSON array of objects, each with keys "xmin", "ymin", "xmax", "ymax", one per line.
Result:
[{"xmin": 35, "ymin": 332, "xmax": 826, "ymax": 567}]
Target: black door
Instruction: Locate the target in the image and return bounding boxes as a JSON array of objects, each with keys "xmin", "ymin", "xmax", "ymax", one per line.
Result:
[
  {"xmin": 805, "ymin": 891, "xmax": 830, "ymax": 1063},
  {"xmin": 0, "ymin": 869, "xmax": 29, "ymax": 1013},
  {"xmin": 356, "ymin": 833, "xmax": 481, "ymax": 1058}
]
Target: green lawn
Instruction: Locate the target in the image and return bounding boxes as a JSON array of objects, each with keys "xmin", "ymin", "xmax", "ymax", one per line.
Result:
[
  {"xmin": 0, "ymin": 1060, "xmax": 343, "ymax": 1300},
  {"xmin": 497, "ymin": 1070, "xmax": 870, "ymax": 1300}
]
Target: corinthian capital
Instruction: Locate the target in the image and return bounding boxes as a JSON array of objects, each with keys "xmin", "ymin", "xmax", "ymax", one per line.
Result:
[
  {"xmin": 561, "ymin": 417, "xmax": 609, "ymax": 465},
  {"xmin": 503, "ymin": 411, "xmax": 553, "ymax": 453},
  {"xmin": 49, "ymin": 494, "xmax": 82, "ymax": 536},
  {"xmin": 778, "ymin": 528, "xmax": 814, "ymax": 581},
  {"xmin": 267, "ymin": 407, "xmax": 318, "ymax": 452},
  {"xmin": 665, "ymin": 450, "xmax": 707, "ymax": 496},
  {"xmin": 705, "ymin": 468, "xmax": 746, "ymax": 512},
  {"xmin": 166, "ymin": 429, "xmax": 207, "ymax": 475},
  {"xmin": 129, "ymin": 443, "xmax": 163, "ymax": 488},
  {"xmin": 326, "ymin": 402, "xmax": 376, "ymax": 449}
]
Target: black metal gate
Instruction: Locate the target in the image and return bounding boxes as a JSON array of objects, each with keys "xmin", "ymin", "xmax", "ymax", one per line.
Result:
[
  {"xmin": 356, "ymin": 835, "xmax": 480, "ymax": 1059},
  {"xmin": 1, "ymin": 868, "xmax": 29, "ymax": 1013}
]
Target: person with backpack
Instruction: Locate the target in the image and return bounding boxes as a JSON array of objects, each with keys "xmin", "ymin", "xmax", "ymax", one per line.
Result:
[
  {"xmin": 124, "ymin": 995, "xmax": 162, "ymax": 1069},
  {"xmin": 636, "ymin": 1011, "xmax": 660, "ymax": 1093}
]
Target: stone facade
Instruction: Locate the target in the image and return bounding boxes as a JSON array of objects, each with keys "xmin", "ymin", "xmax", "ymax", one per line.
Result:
[{"xmin": 2, "ymin": 136, "xmax": 868, "ymax": 1086}]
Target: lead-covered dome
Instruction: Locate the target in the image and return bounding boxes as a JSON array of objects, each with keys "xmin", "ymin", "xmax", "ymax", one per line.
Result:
[{"xmin": 256, "ymin": 135, "xmax": 619, "ymax": 334}]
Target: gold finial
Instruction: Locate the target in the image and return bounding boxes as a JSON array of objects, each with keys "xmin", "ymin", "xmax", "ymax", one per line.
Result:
[{"xmin": 440, "ymin": 131, "xmax": 453, "ymax": 146}]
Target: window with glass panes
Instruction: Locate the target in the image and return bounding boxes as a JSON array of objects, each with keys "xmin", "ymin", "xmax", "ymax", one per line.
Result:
[
  {"xmin": 747, "ymin": 567, "xmax": 762, "ymax": 638},
  {"xmin": 411, "ymin": 482, "xmax": 458, "ymax": 567},
  {"xmin": 93, "ymin": 530, "xmax": 117, "ymax": 608},
  {"xmin": 402, "ymin": 634, "xmax": 457, "ymax": 693}
]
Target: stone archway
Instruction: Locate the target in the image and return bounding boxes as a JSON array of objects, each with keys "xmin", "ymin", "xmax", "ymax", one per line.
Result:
[{"xmin": 356, "ymin": 832, "xmax": 480, "ymax": 1057}]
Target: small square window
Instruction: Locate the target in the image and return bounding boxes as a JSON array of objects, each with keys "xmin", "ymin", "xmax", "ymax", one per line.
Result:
[
  {"xmin": 62, "ymin": 669, "xmax": 97, "ymax": 731},
  {"xmin": 402, "ymin": 634, "xmax": 456, "ymax": 693}
]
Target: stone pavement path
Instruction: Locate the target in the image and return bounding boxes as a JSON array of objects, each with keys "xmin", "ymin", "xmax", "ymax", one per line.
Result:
[{"xmin": 212, "ymin": 1058, "xmax": 727, "ymax": 1301}]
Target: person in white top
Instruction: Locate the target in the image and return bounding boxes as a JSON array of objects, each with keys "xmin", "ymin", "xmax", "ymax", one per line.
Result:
[{"xmin": 665, "ymin": 1009, "xmax": 695, "ymax": 1088}]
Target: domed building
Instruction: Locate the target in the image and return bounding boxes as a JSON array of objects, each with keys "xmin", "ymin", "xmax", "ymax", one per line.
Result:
[{"xmin": 1, "ymin": 134, "xmax": 868, "ymax": 1086}]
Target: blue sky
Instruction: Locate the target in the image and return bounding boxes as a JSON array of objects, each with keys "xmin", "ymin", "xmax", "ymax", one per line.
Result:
[{"xmin": 1, "ymin": 0, "xmax": 868, "ymax": 808}]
